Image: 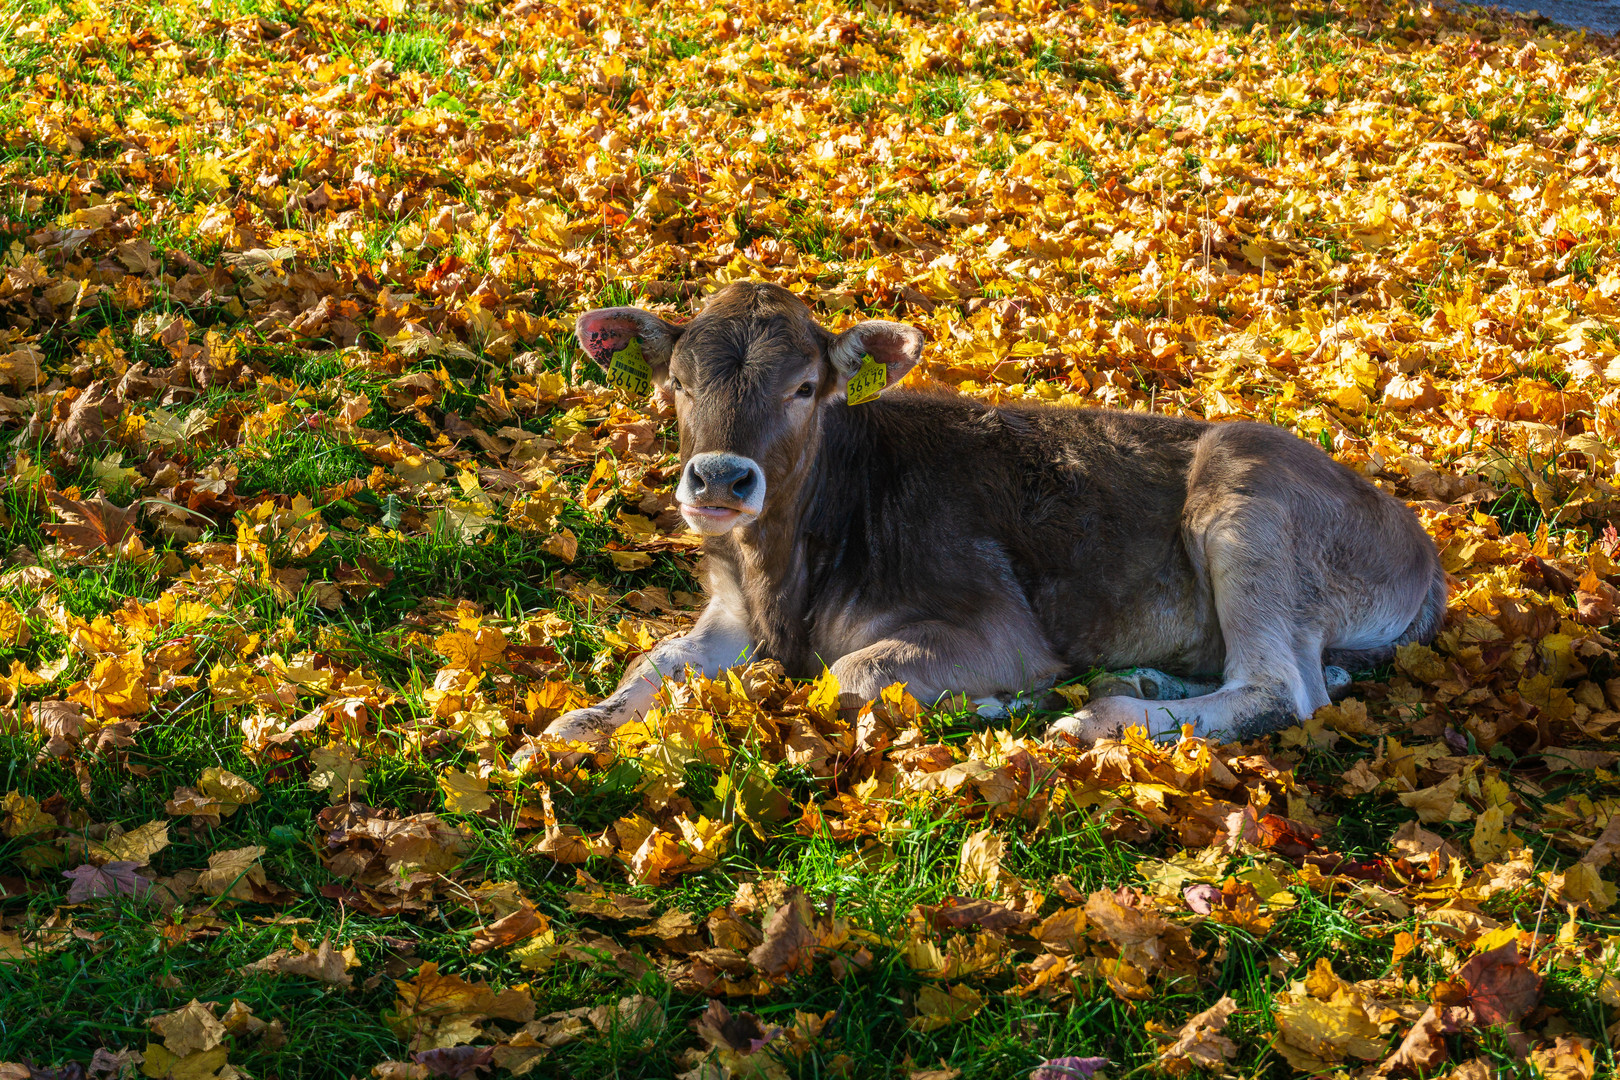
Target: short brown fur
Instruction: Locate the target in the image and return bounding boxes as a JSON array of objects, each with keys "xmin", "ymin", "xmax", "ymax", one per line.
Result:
[{"xmin": 525, "ymin": 282, "xmax": 1445, "ymax": 751}]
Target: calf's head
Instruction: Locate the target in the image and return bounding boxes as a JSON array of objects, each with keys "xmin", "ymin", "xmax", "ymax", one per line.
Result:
[{"xmin": 575, "ymin": 282, "xmax": 924, "ymax": 536}]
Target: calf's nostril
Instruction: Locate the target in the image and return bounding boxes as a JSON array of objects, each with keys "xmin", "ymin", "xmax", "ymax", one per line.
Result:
[
  {"xmin": 729, "ymin": 469, "xmax": 755, "ymax": 500},
  {"xmin": 681, "ymin": 462, "xmax": 702, "ymax": 497}
]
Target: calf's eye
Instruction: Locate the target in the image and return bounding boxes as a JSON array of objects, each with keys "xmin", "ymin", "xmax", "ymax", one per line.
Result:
[
  {"xmin": 669, "ymin": 376, "xmax": 683, "ymax": 392},
  {"xmin": 794, "ymin": 382, "xmax": 815, "ymax": 398}
]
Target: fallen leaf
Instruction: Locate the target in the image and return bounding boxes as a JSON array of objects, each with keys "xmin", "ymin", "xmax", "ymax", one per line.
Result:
[
  {"xmin": 1452, "ymin": 942, "xmax": 1541, "ymax": 1026},
  {"xmin": 88, "ymin": 821, "xmax": 169, "ymax": 866},
  {"xmin": 1530, "ymin": 1036, "xmax": 1597, "ymax": 1080},
  {"xmin": 1158, "ymin": 995, "xmax": 1238, "ymax": 1077},
  {"xmin": 471, "ymin": 902, "xmax": 551, "ymax": 953},
  {"xmin": 243, "ymin": 934, "xmax": 359, "ymax": 986},
  {"xmin": 44, "ymin": 493, "xmax": 139, "ymax": 553},
  {"xmin": 910, "ymin": 983, "xmax": 986, "ymax": 1031},
  {"xmin": 147, "ymin": 999, "xmax": 226, "ymax": 1056},
  {"xmin": 64, "ymin": 861, "xmax": 150, "ymax": 903},
  {"xmin": 413, "ymin": 1046, "xmax": 494, "ymax": 1079},
  {"xmin": 1029, "ymin": 1057, "xmax": 1109, "ymax": 1080}
]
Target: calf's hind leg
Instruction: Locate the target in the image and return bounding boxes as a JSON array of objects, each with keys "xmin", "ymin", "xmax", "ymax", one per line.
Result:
[
  {"xmin": 1085, "ymin": 662, "xmax": 1351, "ymax": 713},
  {"xmin": 831, "ymin": 618, "xmax": 1064, "ymax": 706},
  {"xmin": 1049, "ymin": 515, "xmax": 1329, "ymax": 743}
]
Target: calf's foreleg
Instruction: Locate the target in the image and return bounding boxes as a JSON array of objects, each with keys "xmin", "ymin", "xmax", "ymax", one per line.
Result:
[{"xmin": 535, "ymin": 601, "xmax": 753, "ymax": 746}]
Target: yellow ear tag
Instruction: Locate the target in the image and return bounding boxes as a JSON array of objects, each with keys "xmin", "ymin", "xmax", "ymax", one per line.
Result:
[
  {"xmin": 604, "ymin": 338, "xmax": 652, "ymax": 396},
  {"xmin": 845, "ymin": 353, "xmax": 887, "ymax": 405}
]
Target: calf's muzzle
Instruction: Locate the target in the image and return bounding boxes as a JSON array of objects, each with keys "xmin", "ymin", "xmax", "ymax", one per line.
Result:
[{"xmin": 677, "ymin": 452, "xmax": 767, "ymax": 535}]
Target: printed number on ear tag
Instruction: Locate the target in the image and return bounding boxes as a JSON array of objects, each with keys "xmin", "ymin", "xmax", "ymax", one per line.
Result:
[
  {"xmin": 845, "ymin": 353, "xmax": 887, "ymax": 405},
  {"xmin": 604, "ymin": 338, "xmax": 652, "ymax": 395}
]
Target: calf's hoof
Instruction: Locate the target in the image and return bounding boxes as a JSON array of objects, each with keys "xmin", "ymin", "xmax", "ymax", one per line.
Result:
[
  {"xmin": 510, "ymin": 707, "xmax": 617, "ymax": 772},
  {"xmin": 974, "ymin": 696, "xmax": 1011, "ymax": 721},
  {"xmin": 1089, "ymin": 668, "xmax": 1219, "ymax": 702},
  {"xmin": 1046, "ymin": 694, "xmax": 1176, "ymax": 744},
  {"xmin": 1046, "ymin": 710, "xmax": 1114, "ymax": 744},
  {"xmin": 543, "ymin": 706, "xmax": 619, "ymax": 744},
  {"xmin": 1325, "ymin": 665, "xmax": 1352, "ymax": 699},
  {"xmin": 972, "ymin": 690, "xmax": 1046, "ymax": 721}
]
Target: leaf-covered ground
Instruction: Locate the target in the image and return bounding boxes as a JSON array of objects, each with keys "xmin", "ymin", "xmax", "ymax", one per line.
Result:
[{"xmin": 2, "ymin": 0, "xmax": 1619, "ymax": 1077}]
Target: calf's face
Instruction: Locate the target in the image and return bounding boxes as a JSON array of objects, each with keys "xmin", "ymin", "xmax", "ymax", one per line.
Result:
[{"xmin": 575, "ymin": 283, "xmax": 924, "ymax": 536}]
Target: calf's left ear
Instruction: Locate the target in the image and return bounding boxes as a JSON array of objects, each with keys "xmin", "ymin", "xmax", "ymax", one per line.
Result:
[
  {"xmin": 575, "ymin": 306, "xmax": 683, "ymax": 381},
  {"xmin": 827, "ymin": 320, "xmax": 925, "ymax": 396}
]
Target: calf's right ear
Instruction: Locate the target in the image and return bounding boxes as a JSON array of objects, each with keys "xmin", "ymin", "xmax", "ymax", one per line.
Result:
[
  {"xmin": 826, "ymin": 320, "xmax": 925, "ymax": 397},
  {"xmin": 574, "ymin": 307, "xmax": 684, "ymax": 380}
]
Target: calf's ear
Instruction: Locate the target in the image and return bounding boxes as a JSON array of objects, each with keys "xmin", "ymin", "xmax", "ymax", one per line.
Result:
[
  {"xmin": 826, "ymin": 320, "xmax": 925, "ymax": 397},
  {"xmin": 574, "ymin": 306, "xmax": 684, "ymax": 380}
]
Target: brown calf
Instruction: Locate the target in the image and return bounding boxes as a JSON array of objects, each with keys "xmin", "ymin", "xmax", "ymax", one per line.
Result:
[{"xmin": 524, "ymin": 282, "xmax": 1444, "ymax": 750}]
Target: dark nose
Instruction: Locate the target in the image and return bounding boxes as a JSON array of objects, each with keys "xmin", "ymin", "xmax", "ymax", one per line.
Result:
[{"xmin": 686, "ymin": 456, "xmax": 756, "ymax": 504}]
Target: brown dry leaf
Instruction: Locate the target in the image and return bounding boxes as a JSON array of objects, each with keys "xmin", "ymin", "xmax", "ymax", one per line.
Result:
[
  {"xmin": 533, "ymin": 825, "xmax": 614, "ymax": 865},
  {"xmin": 196, "ymin": 845, "xmax": 284, "ymax": 902},
  {"xmin": 87, "ymin": 820, "xmax": 169, "ymax": 866},
  {"xmin": 470, "ymin": 902, "xmax": 551, "ymax": 953},
  {"xmin": 1158, "ymin": 995, "xmax": 1238, "ymax": 1077},
  {"xmin": 541, "ymin": 529, "xmax": 578, "ymax": 563},
  {"xmin": 388, "ymin": 961, "xmax": 534, "ymax": 1051},
  {"xmin": 747, "ymin": 887, "xmax": 819, "ymax": 979},
  {"xmin": 1397, "ymin": 773, "xmax": 1468, "ymax": 823},
  {"xmin": 1083, "ymin": 887, "xmax": 1197, "ymax": 981},
  {"xmin": 909, "ymin": 983, "xmax": 986, "ymax": 1032},
  {"xmin": 929, "ymin": 895, "xmax": 1039, "ymax": 934},
  {"xmin": 1451, "ymin": 942, "xmax": 1541, "ymax": 1026},
  {"xmin": 167, "ymin": 768, "xmax": 260, "ymax": 825},
  {"xmin": 562, "ymin": 881, "xmax": 655, "ymax": 921},
  {"xmin": 243, "ymin": 934, "xmax": 359, "ymax": 986},
  {"xmin": 1530, "ymin": 1036, "xmax": 1597, "ymax": 1080},
  {"xmin": 627, "ymin": 909, "xmax": 705, "ymax": 953},
  {"xmin": 1208, "ymin": 879, "xmax": 1276, "ymax": 936},
  {"xmin": 1375, "ymin": 1005, "xmax": 1449, "ymax": 1076},
  {"xmin": 588, "ymin": 993, "xmax": 666, "ymax": 1039},
  {"xmin": 956, "ymin": 828, "xmax": 1006, "ymax": 894},
  {"xmin": 1032, "ymin": 907, "xmax": 1090, "ymax": 956},
  {"xmin": 33, "ymin": 701, "xmax": 86, "ymax": 757},
  {"xmin": 147, "ymin": 998, "xmax": 226, "ymax": 1056},
  {"xmin": 44, "ymin": 493, "xmax": 139, "ymax": 554},
  {"xmin": 1390, "ymin": 820, "xmax": 1463, "ymax": 867},
  {"xmin": 315, "ymin": 802, "xmax": 473, "ymax": 913},
  {"xmin": 1580, "ymin": 813, "xmax": 1620, "ymax": 870},
  {"xmin": 54, "ymin": 382, "xmax": 121, "ymax": 451}
]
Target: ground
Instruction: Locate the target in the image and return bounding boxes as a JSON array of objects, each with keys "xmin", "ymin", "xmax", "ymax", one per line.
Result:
[{"xmin": 0, "ymin": 0, "xmax": 1618, "ymax": 1078}]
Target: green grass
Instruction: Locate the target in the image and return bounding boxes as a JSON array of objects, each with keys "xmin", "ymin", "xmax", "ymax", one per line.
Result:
[{"xmin": 11, "ymin": 700, "xmax": 1607, "ymax": 1077}]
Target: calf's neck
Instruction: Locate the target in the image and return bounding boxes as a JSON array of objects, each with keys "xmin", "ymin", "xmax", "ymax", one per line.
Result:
[{"xmin": 526, "ymin": 281, "xmax": 1444, "ymax": 751}]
